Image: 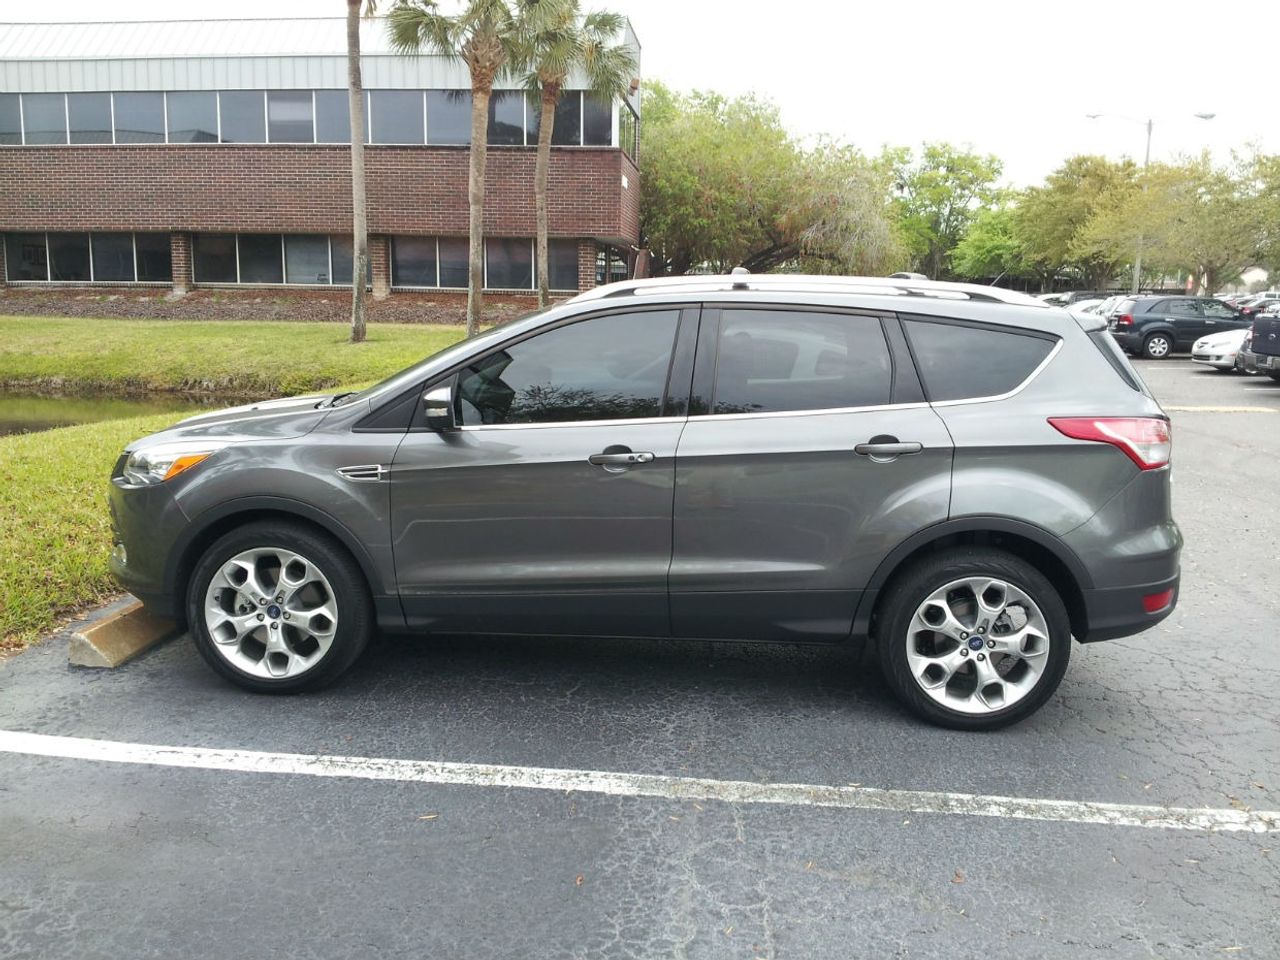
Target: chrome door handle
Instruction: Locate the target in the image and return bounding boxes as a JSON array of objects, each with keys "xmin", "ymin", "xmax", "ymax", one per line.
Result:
[
  {"xmin": 854, "ymin": 441, "xmax": 923, "ymax": 458},
  {"xmin": 588, "ymin": 451, "xmax": 655, "ymax": 465}
]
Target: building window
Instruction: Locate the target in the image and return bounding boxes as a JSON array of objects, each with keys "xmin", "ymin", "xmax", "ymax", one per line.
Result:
[
  {"xmin": 47, "ymin": 233, "xmax": 91, "ymax": 281},
  {"xmin": 314, "ymin": 90, "xmax": 352, "ymax": 144},
  {"xmin": 487, "ymin": 91, "xmax": 525, "ymax": 146},
  {"xmin": 596, "ymin": 245, "xmax": 628, "ymax": 285},
  {"xmin": 68, "ymin": 93, "xmax": 112, "ymax": 144},
  {"xmin": 583, "ymin": 95, "xmax": 611, "ymax": 146},
  {"xmin": 22, "ymin": 93, "xmax": 67, "ymax": 145},
  {"xmin": 134, "ymin": 233, "xmax": 173, "ymax": 282},
  {"xmin": 0, "ymin": 94, "xmax": 20, "ymax": 145},
  {"xmin": 167, "ymin": 92, "xmax": 218, "ymax": 143},
  {"xmin": 426, "ymin": 91, "xmax": 470, "ymax": 146},
  {"xmin": 193, "ymin": 234, "xmax": 238, "ymax": 282},
  {"xmin": 619, "ymin": 103, "xmax": 638, "ymax": 161},
  {"xmin": 370, "ymin": 90, "xmax": 423, "ymax": 144},
  {"xmin": 549, "ymin": 239, "xmax": 579, "ymax": 291},
  {"xmin": 551, "ymin": 92, "xmax": 581, "ymax": 146},
  {"xmin": 486, "ymin": 238, "xmax": 533, "ymax": 289},
  {"xmin": 268, "ymin": 91, "xmax": 314, "ymax": 144},
  {"xmin": 113, "ymin": 92, "xmax": 165, "ymax": 144},
  {"xmin": 219, "ymin": 91, "xmax": 266, "ymax": 144},
  {"xmin": 5, "ymin": 234, "xmax": 49, "ymax": 281},
  {"xmin": 91, "ymin": 232, "xmax": 135, "ymax": 281},
  {"xmin": 392, "ymin": 236, "xmax": 439, "ymax": 287},
  {"xmin": 284, "ymin": 235, "xmax": 330, "ymax": 283},
  {"xmin": 238, "ymin": 233, "xmax": 284, "ymax": 283},
  {"xmin": 435, "ymin": 238, "xmax": 466, "ymax": 287}
]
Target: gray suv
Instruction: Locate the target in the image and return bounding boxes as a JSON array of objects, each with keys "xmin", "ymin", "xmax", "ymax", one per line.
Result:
[{"xmin": 108, "ymin": 276, "xmax": 1182, "ymax": 730}]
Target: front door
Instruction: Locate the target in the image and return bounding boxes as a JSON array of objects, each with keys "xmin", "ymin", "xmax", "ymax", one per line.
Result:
[
  {"xmin": 670, "ymin": 306, "xmax": 954, "ymax": 641},
  {"xmin": 1164, "ymin": 298, "xmax": 1207, "ymax": 347},
  {"xmin": 389, "ymin": 306, "xmax": 693, "ymax": 637}
]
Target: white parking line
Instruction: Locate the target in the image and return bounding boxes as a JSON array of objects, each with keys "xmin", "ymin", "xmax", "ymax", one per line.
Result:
[
  {"xmin": 1164, "ymin": 405, "xmax": 1277, "ymax": 413},
  {"xmin": 2, "ymin": 729, "xmax": 1277, "ymax": 834}
]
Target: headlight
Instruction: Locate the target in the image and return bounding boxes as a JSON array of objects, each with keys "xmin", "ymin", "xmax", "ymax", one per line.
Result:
[{"xmin": 122, "ymin": 441, "xmax": 229, "ymax": 485}]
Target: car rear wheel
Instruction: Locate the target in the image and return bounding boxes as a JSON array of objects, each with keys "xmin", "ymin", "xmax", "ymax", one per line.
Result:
[
  {"xmin": 187, "ymin": 521, "xmax": 373, "ymax": 693},
  {"xmin": 1142, "ymin": 333, "xmax": 1173, "ymax": 359},
  {"xmin": 876, "ymin": 549, "xmax": 1072, "ymax": 730}
]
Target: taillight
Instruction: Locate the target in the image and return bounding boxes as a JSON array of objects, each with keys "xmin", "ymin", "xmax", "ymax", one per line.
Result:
[
  {"xmin": 1048, "ymin": 417, "xmax": 1172, "ymax": 470},
  {"xmin": 1115, "ymin": 314, "xmax": 1134, "ymax": 326}
]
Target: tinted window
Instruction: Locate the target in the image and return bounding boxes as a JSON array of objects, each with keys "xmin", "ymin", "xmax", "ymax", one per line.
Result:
[
  {"xmin": 370, "ymin": 90, "xmax": 423, "ymax": 144},
  {"xmin": 487, "ymin": 91, "xmax": 524, "ymax": 145},
  {"xmin": 1115, "ymin": 299, "xmax": 1137, "ymax": 315},
  {"xmin": 284, "ymin": 235, "xmax": 330, "ymax": 283},
  {"xmin": 1202, "ymin": 299, "xmax": 1236, "ymax": 318},
  {"xmin": 552, "ymin": 92, "xmax": 581, "ymax": 145},
  {"xmin": 92, "ymin": 232, "xmax": 135, "ymax": 281},
  {"xmin": 314, "ymin": 90, "xmax": 352, "ymax": 143},
  {"xmin": 1089, "ymin": 330, "xmax": 1145, "ymax": 393},
  {"xmin": 439, "ymin": 237, "xmax": 468, "ymax": 287},
  {"xmin": 134, "ymin": 233, "xmax": 172, "ymax": 282},
  {"xmin": 167, "ymin": 92, "xmax": 218, "ymax": 143},
  {"xmin": 113, "ymin": 92, "xmax": 165, "ymax": 143},
  {"xmin": 426, "ymin": 90, "xmax": 470, "ymax": 145},
  {"xmin": 392, "ymin": 236, "xmax": 437, "ymax": 286},
  {"xmin": 238, "ymin": 233, "xmax": 283, "ymax": 283},
  {"xmin": 330, "ymin": 235, "xmax": 372, "ymax": 286},
  {"xmin": 193, "ymin": 233, "xmax": 237, "ymax": 282},
  {"xmin": 456, "ymin": 310, "xmax": 679, "ymax": 426},
  {"xmin": 1166, "ymin": 299, "xmax": 1200, "ymax": 317},
  {"xmin": 712, "ymin": 310, "xmax": 891, "ymax": 414},
  {"xmin": 22, "ymin": 94, "xmax": 66, "ymax": 145},
  {"xmin": 5, "ymin": 233, "xmax": 48, "ymax": 280},
  {"xmin": 219, "ymin": 91, "xmax": 266, "ymax": 143},
  {"xmin": 68, "ymin": 92, "xmax": 112, "ymax": 144},
  {"xmin": 0, "ymin": 94, "xmax": 20, "ymax": 145},
  {"xmin": 268, "ymin": 91, "xmax": 314, "ymax": 143},
  {"xmin": 486, "ymin": 238, "xmax": 532, "ymax": 289},
  {"xmin": 903, "ymin": 319, "xmax": 1056, "ymax": 402},
  {"xmin": 549, "ymin": 238, "xmax": 578, "ymax": 290},
  {"xmin": 582, "ymin": 94, "xmax": 611, "ymax": 145},
  {"xmin": 48, "ymin": 233, "xmax": 91, "ymax": 281}
]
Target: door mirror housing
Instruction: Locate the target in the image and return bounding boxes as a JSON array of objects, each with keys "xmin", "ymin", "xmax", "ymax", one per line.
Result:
[{"xmin": 423, "ymin": 385, "xmax": 457, "ymax": 432}]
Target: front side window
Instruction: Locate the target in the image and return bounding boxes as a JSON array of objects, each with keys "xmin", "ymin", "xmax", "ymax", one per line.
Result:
[
  {"xmin": 68, "ymin": 92, "xmax": 112, "ymax": 144},
  {"xmin": 903, "ymin": 318, "xmax": 1056, "ymax": 403},
  {"xmin": 1202, "ymin": 299, "xmax": 1236, "ymax": 318},
  {"xmin": 456, "ymin": 310, "xmax": 680, "ymax": 426},
  {"xmin": 712, "ymin": 310, "xmax": 892, "ymax": 414}
]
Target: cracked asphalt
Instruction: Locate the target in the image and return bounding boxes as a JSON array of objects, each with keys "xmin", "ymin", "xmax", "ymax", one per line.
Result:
[{"xmin": 2, "ymin": 359, "xmax": 1279, "ymax": 959}]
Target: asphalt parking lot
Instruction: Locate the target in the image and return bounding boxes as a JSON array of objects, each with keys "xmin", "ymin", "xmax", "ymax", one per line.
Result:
[{"xmin": 2, "ymin": 358, "xmax": 1279, "ymax": 959}]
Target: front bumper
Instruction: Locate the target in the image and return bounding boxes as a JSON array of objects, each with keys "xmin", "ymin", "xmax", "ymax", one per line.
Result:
[
  {"xmin": 1079, "ymin": 570, "xmax": 1180, "ymax": 642},
  {"xmin": 107, "ymin": 470, "xmax": 190, "ymax": 620}
]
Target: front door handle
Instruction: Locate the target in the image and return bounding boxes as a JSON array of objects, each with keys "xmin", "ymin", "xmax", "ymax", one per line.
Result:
[
  {"xmin": 854, "ymin": 439, "xmax": 923, "ymax": 460},
  {"xmin": 588, "ymin": 450, "xmax": 655, "ymax": 466}
]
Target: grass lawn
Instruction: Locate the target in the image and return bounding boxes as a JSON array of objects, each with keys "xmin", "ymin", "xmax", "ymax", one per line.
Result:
[
  {"xmin": 0, "ymin": 316, "xmax": 467, "ymax": 396},
  {"xmin": 0, "ymin": 412, "xmax": 184, "ymax": 650}
]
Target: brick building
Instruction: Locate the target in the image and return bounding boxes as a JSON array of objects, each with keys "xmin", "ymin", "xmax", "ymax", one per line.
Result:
[{"xmin": 0, "ymin": 17, "xmax": 641, "ymax": 296}]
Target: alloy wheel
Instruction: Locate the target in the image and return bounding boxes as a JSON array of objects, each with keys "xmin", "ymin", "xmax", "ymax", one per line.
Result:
[
  {"xmin": 203, "ymin": 547, "xmax": 339, "ymax": 680},
  {"xmin": 1146, "ymin": 335, "xmax": 1171, "ymax": 358},
  {"xmin": 904, "ymin": 576, "xmax": 1051, "ymax": 715}
]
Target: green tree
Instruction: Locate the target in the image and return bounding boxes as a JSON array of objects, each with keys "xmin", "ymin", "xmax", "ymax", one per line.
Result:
[
  {"xmin": 949, "ymin": 202, "xmax": 1029, "ymax": 282},
  {"xmin": 517, "ymin": 1, "xmax": 636, "ymax": 306},
  {"xmin": 884, "ymin": 143, "xmax": 1002, "ymax": 280},
  {"xmin": 386, "ymin": 0, "xmax": 525, "ymax": 336}
]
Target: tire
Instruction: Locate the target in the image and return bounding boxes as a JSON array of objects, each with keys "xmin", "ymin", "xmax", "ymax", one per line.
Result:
[
  {"xmin": 187, "ymin": 520, "xmax": 373, "ymax": 693},
  {"xmin": 876, "ymin": 548, "xmax": 1072, "ymax": 731},
  {"xmin": 1141, "ymin": 333, "xmax": 1173, "ymax": 359},
  {"xmin": 1270, "ymin": 371, "xmax": 1280, "ymax": 382}
]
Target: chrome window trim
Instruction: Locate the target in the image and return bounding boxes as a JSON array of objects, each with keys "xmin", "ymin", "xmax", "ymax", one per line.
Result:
[
  {"xmin": 694, "ymin": 401, "xmax": 931, "ymax": 423},
  {"xmin": 929, "ymin": 338, "xmax": 1064, "ymax": 407},
  {"xmin": 457, "ymin": 414, "xmax": 686, "ymax": 432}
]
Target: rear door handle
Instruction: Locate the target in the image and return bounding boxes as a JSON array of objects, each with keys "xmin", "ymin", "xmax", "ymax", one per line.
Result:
[
  {"xmin": 854, "ymin": 440, "xmax": 923, "ymax": 459},
  {"xmin": 588, "ymin": 451, "xmax": 654, "ymax": 466}
]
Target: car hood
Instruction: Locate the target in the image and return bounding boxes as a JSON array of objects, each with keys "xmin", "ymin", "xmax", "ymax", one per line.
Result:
[
  {"xmin": 1195, "ymin": 329, "xmax": 1248, "ymax": 348},
  {"xmin": 127, "ymin": 394, "xmax": 333, "ymax": 450}
]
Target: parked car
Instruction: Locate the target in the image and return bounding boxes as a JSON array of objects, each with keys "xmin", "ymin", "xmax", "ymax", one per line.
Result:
[
  {"xmin": 1191, "ymin": 328, "xmax": 1250, "ymax": 370},
  {"xmin": 1249, "ymin": 312, "xmax": 1280, "ymax": 380},
  {"xmin": 1237, "ymin": 297, "xmax": 1280, "ymax": 318},
  {"xmin": 1108, "ymin": 295, "xmax": 1248, "ymax": 358},
  {"xmin": 1236, "ymin": 328, "xmax": 1263, "ymax": 374},
  {"xmin": 1069, "ymin": 299, "xmax": 1106, "ymax": 315},
  {"xmin": 108, "ymin": 275, "xmax": 1181, "ymax": 730}
]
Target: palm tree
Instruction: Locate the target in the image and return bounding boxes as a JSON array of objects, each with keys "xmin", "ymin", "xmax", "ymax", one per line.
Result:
[
  {"xmin": 518, "ymin": 3, "xmax": 636, "ymax": 306},
  {"xmin": 347, "ymin": 0, "xmax": 370, "ymax": 344},
  {"xmin": 386, "ymin": 0, "xmax": 524, "ymax": 337}
]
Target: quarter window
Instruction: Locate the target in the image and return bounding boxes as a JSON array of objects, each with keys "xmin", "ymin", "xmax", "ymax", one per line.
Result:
[
  {"xmin": 903, "ymin": 318, "xmax": 1056, "ymax": 402},
  {"xmin": 711, "ymin": 310, "xmax": 892, "ymax": 414},
  {"xmin": 456, "ymin": 310, "xmax": 680, "ymax": 426}
]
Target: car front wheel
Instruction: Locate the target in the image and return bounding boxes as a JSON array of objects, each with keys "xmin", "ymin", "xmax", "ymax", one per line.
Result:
[
  {"xmin": 876, "ymin": 549, "xmax": 1072, "ymax": 730},
  {"xmin": 187, "ymin": 521, "xmax": 373, "ymax": 693}
]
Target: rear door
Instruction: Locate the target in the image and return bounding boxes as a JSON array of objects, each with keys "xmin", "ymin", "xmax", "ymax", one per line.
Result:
[{"xmin": 669, "ymin": 306, "xmax": 954, "ymax": 641}]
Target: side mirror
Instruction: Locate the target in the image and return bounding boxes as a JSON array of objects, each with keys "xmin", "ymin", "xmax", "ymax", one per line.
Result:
[{"xmin": 423, "ymin": 385, "xmax": 457, "ymax": 432}]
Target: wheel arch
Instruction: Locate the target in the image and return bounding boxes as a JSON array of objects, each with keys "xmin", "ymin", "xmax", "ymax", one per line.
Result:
[{"xmin": 853, "ymin": 518, "xmax": 1092, "ymax": 643}]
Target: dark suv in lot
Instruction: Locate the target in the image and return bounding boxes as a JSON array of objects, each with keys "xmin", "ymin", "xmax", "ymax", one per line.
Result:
[
  {"xmin": 109, "ymin": 275, "xmax": 1182, "ymax": 730},
  {"xmin": 1109, "ymin": 295, "xmax": 1248, "ymax": 359}
]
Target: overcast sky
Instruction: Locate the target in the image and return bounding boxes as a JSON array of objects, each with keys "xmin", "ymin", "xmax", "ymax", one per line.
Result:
[{"xmin": 14, "ymin": 0, "xmax": 1277, "ymax": 186}]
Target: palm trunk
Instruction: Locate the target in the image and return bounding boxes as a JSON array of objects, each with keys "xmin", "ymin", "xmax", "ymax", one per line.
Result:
[
  {"xmin": 535, "ymin": 83, "xmax": 558, "ymax": 308},
  {"xmin": 467, "ymin": 85, "xmax": 491, "ymax": 338},
  {"xmin": 346, "ymin": 1, "xmax": 367, "ymax": 344}
]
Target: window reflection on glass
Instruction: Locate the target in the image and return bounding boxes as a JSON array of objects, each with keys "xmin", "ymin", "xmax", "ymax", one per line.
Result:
[
  {"xmin": 486, "ymin": 91, "xmax": 524, "ymax": 146},
  {"xmin": 92, "ymin": 232, "xmax": 135, "ymax": 281},
  {"xmin": 167, "ymin": 92, "xmax": 218, "ymax": 143},
  {"xmin": 219, "ymin": 91, "xmax": 266, "ymax": 143},
  {"xmin": 113, "ymin": 92, "xmax": 165, "ymax": 143},
  {"xmin": 456, "ymin": 311, "xmax": 679, "ymax": 425},
  {"xmin": 68, "ymin": 93, "xmax": 112, "ymax": 144}
]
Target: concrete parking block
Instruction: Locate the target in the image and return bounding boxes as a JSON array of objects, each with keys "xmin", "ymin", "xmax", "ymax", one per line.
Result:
[{"xmin": 68, "ymin": 599, "xmax": 176, "ymax": 669}]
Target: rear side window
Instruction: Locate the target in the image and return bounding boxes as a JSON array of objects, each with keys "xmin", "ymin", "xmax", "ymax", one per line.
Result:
[
  {"xmin": 712, "ymin": 309, "xmax": 891, "ymax": 414},
  {"xmin": 903, "ymin": 319, "xmax": 1056, "ymax": 402}
]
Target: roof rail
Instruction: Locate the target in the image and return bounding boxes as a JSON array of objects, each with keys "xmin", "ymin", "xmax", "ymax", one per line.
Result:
[{"xmin": 567, "ymin": 274, "xmax": 1047, "ymax": 308}]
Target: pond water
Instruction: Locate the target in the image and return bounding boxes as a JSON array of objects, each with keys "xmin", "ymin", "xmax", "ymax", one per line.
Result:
[{"xmin": 0, "ymin": 391, "xmax": 228, "ymax": 436}]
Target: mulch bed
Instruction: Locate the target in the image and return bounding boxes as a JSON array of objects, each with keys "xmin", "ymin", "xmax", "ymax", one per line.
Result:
[{"xmin": 0, "ymin": 286, "xmax": 556, "ymax": 324}]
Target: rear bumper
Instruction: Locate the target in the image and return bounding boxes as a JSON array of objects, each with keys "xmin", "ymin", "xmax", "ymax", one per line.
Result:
[{"xmin": 1078, "ymin": 570, "xmax": 1179, "ymax": 642}]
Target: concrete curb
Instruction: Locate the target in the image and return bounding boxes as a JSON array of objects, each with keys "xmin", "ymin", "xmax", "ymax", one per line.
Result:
[{"xmin": 68, "ymin": 599, "xmax": 177, "ymax": 669}]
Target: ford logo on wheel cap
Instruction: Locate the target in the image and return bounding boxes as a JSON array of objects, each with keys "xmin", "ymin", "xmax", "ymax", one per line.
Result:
[
  {"xmin": 968, "ymin": 636, "xmax": 984, "ymax": 651},
  {"xmin": 267, "ymin": 604, "xmax": 282, "ymax": 619}
]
